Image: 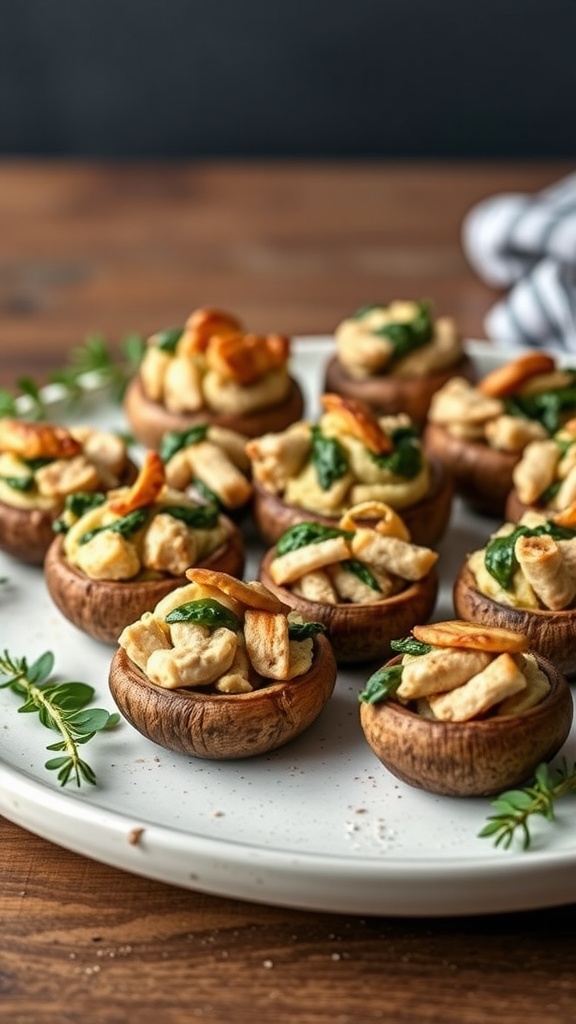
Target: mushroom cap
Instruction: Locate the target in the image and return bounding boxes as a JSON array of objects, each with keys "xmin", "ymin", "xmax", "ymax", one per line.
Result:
[
  {"xmin": 259, "ymin": 546, "xmax": 438, "ymax": 664},
  {"xmin": 44, "ymin": 515, "xmax": 245, "ymax": 644},
  {"xmin": 423, "ymin": 420, "xmax": 519, "ymax": 517},
  {"xmin": 504, "ymin": 487, "xmax": 543, "ymax": 523},
  {"xmin": 251, "ymin": 457, "xmax": 453, "ymax": 549},
  {"xmin": 323, "ymin": 352, "xmax": 476, "ymax": 426},
  {"xmin": 123, "ymin": 374, "xmax": 305, "ymax": 449},
  {"xmin": 453, "ymin": 559, "xmax": 576, "ymax": 677},
  {"xmin": 360, "ymin": 653, "xmax": 573, "ymax": 796},
  {"xmin": 108, "ymin": 633, "xmax": 337, "ymax": 759}
]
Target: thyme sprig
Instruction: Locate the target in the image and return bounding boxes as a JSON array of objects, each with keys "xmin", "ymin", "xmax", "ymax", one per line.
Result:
[
  {"xmin": 0, "ymin": 331, "xmax": 145, "ymax": 418},
  {"xmin": 0, "ymin": 649, "xmax": 119, "ymax": 787},
  {"xmin": 479, "ymin": 761, "xmax": 576, "ymax": 850}
]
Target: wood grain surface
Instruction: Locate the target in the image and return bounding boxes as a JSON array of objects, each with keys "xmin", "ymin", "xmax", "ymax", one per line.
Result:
[{"xmin": 1, "ymin": 160, "xmax": 575, "ymax": 1024}]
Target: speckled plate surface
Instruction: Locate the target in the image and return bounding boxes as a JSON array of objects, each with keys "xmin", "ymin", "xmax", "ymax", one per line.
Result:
[{"xmin": 1, "ymin": 339, "xmax": 575, "ymax": 917}]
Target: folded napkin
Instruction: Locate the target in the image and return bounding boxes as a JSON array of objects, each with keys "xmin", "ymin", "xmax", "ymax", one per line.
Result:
[{"xmin": 462, "ymin": 172, "xmax": 576, "ymax": 354}]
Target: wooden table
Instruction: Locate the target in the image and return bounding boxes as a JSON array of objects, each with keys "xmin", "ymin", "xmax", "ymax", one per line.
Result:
[{"xmin": 1, "ymin": 160, "xmax": 576, "ymax": 1024}]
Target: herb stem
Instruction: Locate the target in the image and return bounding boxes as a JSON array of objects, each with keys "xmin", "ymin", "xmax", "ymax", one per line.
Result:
[{"xmin": 0, "ymin": 650, "xmax": 119, "ymax": 787}]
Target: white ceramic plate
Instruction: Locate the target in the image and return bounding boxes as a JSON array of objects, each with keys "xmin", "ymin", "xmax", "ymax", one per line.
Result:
[{"xmin": 1, "ymin": 339, "xmax": 575, "ymax": 917}]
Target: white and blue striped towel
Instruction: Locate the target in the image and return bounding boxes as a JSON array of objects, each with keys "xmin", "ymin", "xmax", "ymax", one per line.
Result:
[{"xmin": 462, "ymin": 172, "xmax": 576, "ymax": 353}]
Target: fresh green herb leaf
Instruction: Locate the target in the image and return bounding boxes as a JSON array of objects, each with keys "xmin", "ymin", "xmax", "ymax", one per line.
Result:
[
  {"xmin": 159, "ymin": 424, "xmax": 209, "ymax": 462},
  {"xmin": 310, "ymin": 426, "xmax": 349, "ymax": 490},
  {"xmin": 505, "ymin": 375, "xmax": 576, "ymax": 434},
  {"xmin": 372, "ymin": 300, "xmax": 433, "ymax": 363},
  {"xmin": 390, "ymin": 636, "xmax": 432, "ymax": 656},
  {"xmin": 369, "ymin": 426, "xmax": 423, "ymax": 479},
  {"xmin": 0, "ymin": 390, "xmax": 18, "ymax": 417},
  {"xmin": 191, "ymin": 478, "xmax": 221, "ymax": 508},
  {"xmin": 341, "ymin": 559, "xmax": 381, "ymax": 592},
  {"xmin": 287, "ymin": 620, "xmax": 327, "ymax": 640},
  {"xmin": 159, "ymin": 503, "xmax": 219, "ymax": 529},
  {"xmin": 0, "ymin": 330, "xmax": 146, "ymax": 420},
  {"xmin": 49, "ymin": 331, "xmax": 144, "ymax": 403},
  {"xmin": 276, "ymin": 521, "xmax": 352, "ymax": 557},
  {"xmin": 479, "ymin": 760, "xmax": 576, "ymax": 850},
  {"xmin": 79, "ymin": 507, "xmax": 149, "ymax": 545},
  {"xmin": 538, "ymin": 479, "xmax": 562, "ymax": 504},
  {"xmin": 0, "ymin": 474, "xmax": 34, "ymax": 492},
  {"xmin": 0, "ymin": 649, "xmax": 119, "ymax": 787},
  {"xmin": 53, "ymin": 492, "xmax": 108, "ymax": 534},
  {"xmin": 358, "ymin": 664, "xmax": 404, "ymax": 704},
  {"xmin": 155, "ymin": 327, "xmax": 184, "ymax": 353},
  {"xmin": 16, "ymin": 377, "xmax": 45, "ymax": 418},
  {"xmin": 165, "ymin": 598, "xmax": 241, "ymax": 632},
  {"xmin": 65, "ymin": 491, "xmax": 107, "ymax": 517}
]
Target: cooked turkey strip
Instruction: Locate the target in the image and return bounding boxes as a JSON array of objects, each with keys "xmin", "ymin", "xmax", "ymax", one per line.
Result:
[
  {"xmin": 244, "ymin": 609, "xmax": 290, "ymax": 679},
  {"xmin": 427, "ymin": 653, "xmax": 527, "ymax": 722},
  {"xmin": 350, "ymin": 530, "xmax": 437, "ymax": 580},
  {"xmin": 270, "ymin": 535, "xmax": 351, "ymax": 585},
  {"xmin": 397, "ymin": 648, "xmax": 492, "ymax": 700},
  {"xmin": 512, "ymin": 439, "xmax": 560, "ymax": 504},
  {"xmin": 495, "ymin": 654, "xmax": 550, "ymax": 715},
  {"xmin": 515, "ymin": 533, "xmax": 576, "ymax": 610},
  {"xmin": 184, "ymin": 440, "xmax": 252, "ymax": 507},
  {"xmin": 292, "ymin": 569, "xmax": 338, "ymax": 604}
]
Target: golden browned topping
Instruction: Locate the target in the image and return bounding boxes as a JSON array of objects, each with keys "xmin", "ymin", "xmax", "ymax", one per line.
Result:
[
  {"xmin": 411, "ymin": 619, "xmax": 529, "ymax": 653},
  {"xmin": 138, "ymin": 307, "xmax": 292, "ymax": 416},
  {"xmin": 478, "ymin": 352, "xmax": 556, "ymax": 398},
  {"xmin": 0, "ymin": 421, "xmax": 132, "ymax": 512}
]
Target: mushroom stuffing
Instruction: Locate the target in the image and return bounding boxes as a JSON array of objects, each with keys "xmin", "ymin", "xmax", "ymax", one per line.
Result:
[
  {"xmin": 123, "ymin": 306, "xmax": 304, "ymax": 448},
  {"xmin": 332, "ymin": 300, "xmax": 463, "ymax": 381},
  {"xmin": 465, "ymin": 509, "xmax": 576, "ymax": 613},
  {"xmin": 44, "ymin": 452, "xmax": 245, "ymax": 643},
  {"xmin": 117, "ymin": 568, "xmax": 325, "ymax": 693},
  {"xmin": 0, "ymin": 418, "xmax": 135, "ymax": 563},
  {"xmin": 56, "ymin": 452, "xmax": 235, "ymax": 583},
  {"xmin": 265, "ymin": 502, "xmax": 438, "ymax": 607},
  {"xmin": 248, "ymin": 395, "xmax": 430, "ymax": 514},
  {"xmin": 109, "ymin": 569, "xmax": 337, "ymax": 759}
]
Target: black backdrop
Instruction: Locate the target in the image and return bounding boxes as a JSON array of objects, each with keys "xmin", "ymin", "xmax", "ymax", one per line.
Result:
[{"xmin": 1, "ymin": 0, "xmax": 575, "ymax": 158}]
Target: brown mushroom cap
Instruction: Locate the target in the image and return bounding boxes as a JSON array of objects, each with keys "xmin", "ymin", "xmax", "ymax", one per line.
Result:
[
  {"xmin": 43, "ymin": 515, "xmax": 245, "ymax": 644},
  {"xmin": 0, "ymin": 501, "xmax": 61, "ymax": 565},
  {"xmin": 108, "ymin": 633, "xmax": 337, "ymax": 759},
  {"xmin": 259, "ymin": 546, "xmax": 438, "ymax": 664},
  {"xmin": 360, "ymin": 653, "xmax": 573, "ymax": 796},
  {"xmin": 453, "ymin": 559, "xmax": 576, "ymax": 677},
  {"xmin": 423, "ymin": 421, "xmax": 519, "ymax": 517},
  {"xmin": 251, "ymin": 457, "xmax": 453, "ymax": 549},
  {"xmin": 504, "ymin": 487, "xmax": 543, "ymax": 523},
  {"xmin": 323, "ymin": 352, "xmax": 476, "ymax": 426},
  {"xmin": 123, "ymin": 374, "xmax": 305, "ymax": 449}
]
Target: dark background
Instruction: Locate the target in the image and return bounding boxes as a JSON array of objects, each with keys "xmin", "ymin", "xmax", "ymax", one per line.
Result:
[{"xmin": 1, "ymin": 0, "xmax": 575, "ymax": 159}]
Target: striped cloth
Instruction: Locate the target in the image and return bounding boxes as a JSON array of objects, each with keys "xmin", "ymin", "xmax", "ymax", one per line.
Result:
[{"xmin": 462, "ymin": 172, "xmax": 576, "ymax": 353}]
